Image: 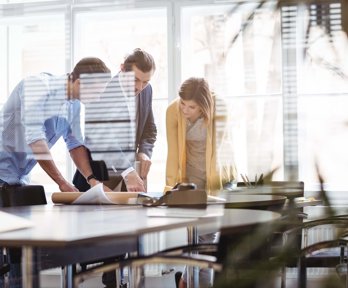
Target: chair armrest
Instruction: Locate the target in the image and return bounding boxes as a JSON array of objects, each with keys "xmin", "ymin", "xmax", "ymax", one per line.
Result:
[
  {"xmin": 74, "ymin": 254, "xmax": 222, "ymax": 287},
  {"xmin": 156, "ymin": 243, "xmax": 218, "ymax": 256}
]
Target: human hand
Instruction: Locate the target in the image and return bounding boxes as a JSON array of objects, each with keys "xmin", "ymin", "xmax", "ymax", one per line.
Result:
[
  {"xmin": 124, "ymin": 171, "xmax": 145, "ymax": 192},
  {"xmin": 59, "ymin": 181, "xmax": 79, "ymax": 192},
  {"xmin": 137, "ymin": 153, "xmax": 152, "ymax": 179}
]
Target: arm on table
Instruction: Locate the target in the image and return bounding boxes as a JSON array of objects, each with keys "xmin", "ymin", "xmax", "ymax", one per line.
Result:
[
  {"xmin": 70, "ymin": 145, "xmax": 112, "ymax": 192},
  {"xmin": 29, "ymin": 139, "xmax": 78, "ymax": 192}
]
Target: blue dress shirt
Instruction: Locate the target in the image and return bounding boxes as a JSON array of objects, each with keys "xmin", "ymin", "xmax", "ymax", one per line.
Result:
[{"xmin": 0, "ymin": 72, "xmax": 83, "ymax": 184}]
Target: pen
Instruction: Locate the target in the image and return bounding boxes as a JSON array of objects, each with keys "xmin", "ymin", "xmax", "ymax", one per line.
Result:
[
  {"xmin": 245, "ymin": 175, "xmax": 251, "ymax": 187},
  {"xmin": 241, "ymin": 174, "xmax": 250, "ymax": 187},
  {"xmin": 258, "ymin": 173, "xmax": 263, "ymax": 185}
]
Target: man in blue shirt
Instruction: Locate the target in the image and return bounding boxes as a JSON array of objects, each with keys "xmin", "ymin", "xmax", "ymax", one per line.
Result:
[
  {"xmin": 0, "ymin": 57, "xmax": 112, "ymax": 191},
  {"xmin": 0, "ymin": 57, "xmax": 112, "ymax": 288}
]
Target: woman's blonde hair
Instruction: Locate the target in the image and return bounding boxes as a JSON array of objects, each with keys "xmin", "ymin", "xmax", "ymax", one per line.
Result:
[{"xmin": 178, "ymin": 77, "xmax": 214, "ymax": 124}]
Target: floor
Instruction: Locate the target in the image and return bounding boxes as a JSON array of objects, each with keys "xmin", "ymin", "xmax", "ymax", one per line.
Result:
[
  {"xmin": 39, "ymin": 267, "xmax": 343, "ymax": 288},
  {"xmin": 40, "ymin": 266, "xmax": 180, "ymax": 288}
]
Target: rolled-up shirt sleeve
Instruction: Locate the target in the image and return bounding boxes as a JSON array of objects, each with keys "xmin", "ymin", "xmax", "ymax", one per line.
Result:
[
  {"xmin": 63, "ymin": 100, "xmax": 85, "ymax": 151},
  {"xmin": 64, "ymin": 129, "xmax": 84, "ymax": 151}
]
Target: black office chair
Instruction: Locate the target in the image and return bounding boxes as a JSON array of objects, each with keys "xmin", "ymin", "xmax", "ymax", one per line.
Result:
[
  {"xmin": 235, "ymin": 180, "xmax": 310, "ymax": 287},
  {"xmin": 280, "ymin": 215, "xmax": 348, "ymax": 288},
  {"xmin": 74, "ymin": 252, "xmax": 221, "ymax": 287},
  {"xmin": 0, "ymin": 184, "xmax": 47, "ymax": 287},
  {"xmin": 73, "ymin": 220, "xmax": 290, "ymax": 288},
  {"xmin": 73, "ymin": 212, "xmax": 285, "ymax": 288},
  {"xmin": 72, "ymin": 149, "xmax": 109, "ymax": 192},
  {"xmin": 298, "ymin": 238, "xmax": 348, "ymax": 288},
  {"xmin": 0, "ymin": 184, "xmax": 47, "ymax": 207}
]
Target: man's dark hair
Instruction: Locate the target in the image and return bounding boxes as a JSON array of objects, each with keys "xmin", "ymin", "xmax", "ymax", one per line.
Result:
[
  {"xmin": 123, "ymin": 48, "xmax": 156, "ymax": 73},
  {"xmin": 70, "ymin": 57, "xmax": 111, "ymax": 82}
]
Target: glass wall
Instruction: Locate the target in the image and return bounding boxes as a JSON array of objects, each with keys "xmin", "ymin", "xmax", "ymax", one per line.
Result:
[
  {"xmin": 296, "ymin": 3, "xmax": 348, "ymax": 191},
  {"xmin": 179, "ymin": 1, "xmax": 348, "ymax": 195},
  {"xmin": 0, "ymin": 0, "xmax": 347, "ymax": 197}
]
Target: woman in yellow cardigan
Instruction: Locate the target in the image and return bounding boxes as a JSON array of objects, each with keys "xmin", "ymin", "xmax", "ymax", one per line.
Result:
[
  {"xmin": 165, "ymin": 77, "xmax": 236, "ymax": 196},
  {"xmin": 165, "ymin": 77, "xmax": 236, "ymax": 288}
]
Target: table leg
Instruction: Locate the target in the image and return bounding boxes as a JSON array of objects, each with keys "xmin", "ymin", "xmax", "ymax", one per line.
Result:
[
  {"xmin": 115, "ymin": 267, "xmax": 122, "ymax": 288},
  {"xmin": 62, "ymin": 265, "xmax": 74, "ymax": 288},
  {"xmin": 132, "ymin": 235, "xmax": 145, "ymax": 288},
  {"xmin": 127, "ymin": 249, "xmax": 136, "ymax": 288},
  {"xmin": 187, "ymin": 226, "xmax": 199, "ymax": 288},
  {"xmin": 22, "ymin": 246, "xmax": 35, "ymax": 288}
]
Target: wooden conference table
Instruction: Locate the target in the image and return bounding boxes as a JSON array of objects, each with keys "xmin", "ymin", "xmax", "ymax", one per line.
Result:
[{"xmin": 0, "ymin": 204, "xmax": 281, "ymax": 288}]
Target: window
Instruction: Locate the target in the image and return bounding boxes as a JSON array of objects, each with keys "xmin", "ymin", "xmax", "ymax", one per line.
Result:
[
  {"xmin": 181, "ymin": 2, "xmax": 284, "ymax": 181},
  {"xmin": 0, "ymin": 13, "xmax": 67, "ymax": 191},
  {"xmin": 180, "ymin": 1, "xmax": 348, "ymax": 196},
  {"xmin": 74, "ymin": 6, "xmax": 168, "ymax": 191},
  {"xmin": 294, "ymin": 2, "xmax": 348, "ymax": 192}
]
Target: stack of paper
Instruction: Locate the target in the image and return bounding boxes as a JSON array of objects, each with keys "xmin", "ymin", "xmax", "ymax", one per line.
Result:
[{"xmin": 0, "ymin": 211, "xmax": 33, "ymax": 233}]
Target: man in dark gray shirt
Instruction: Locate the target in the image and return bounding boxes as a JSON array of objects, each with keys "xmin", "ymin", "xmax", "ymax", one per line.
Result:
[{"xmin": 75, "ymin": 48, "xmax": 157, "ymax": 192}]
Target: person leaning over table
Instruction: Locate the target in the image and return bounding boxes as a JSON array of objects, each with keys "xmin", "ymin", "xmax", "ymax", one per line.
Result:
[
  {"xmin": 165, "ymin": 77, "xmax": 236, "ymax": 194},
  {"xmin": 72, "ymin": 49, "xmax": 157, "ymax": 287},
  {"xmin": 0, "ymin": 57, "xmax": 112, "ymax": 288},
  {"xmin": 75, "ymin": 48, "xmax": 157, "ymax": 192},
  {"xmin": 0, "ymin": 57, "xmax": 112, "ymax": 192},
  {"xmin": 165, "ymin": 77, "xmax": 236, "ymax": 288}
]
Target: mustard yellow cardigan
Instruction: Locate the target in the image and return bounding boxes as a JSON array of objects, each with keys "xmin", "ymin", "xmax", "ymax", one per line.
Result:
[{"xmin": 165, "ymin": 97, "xmax": 236, "ymax": 195}]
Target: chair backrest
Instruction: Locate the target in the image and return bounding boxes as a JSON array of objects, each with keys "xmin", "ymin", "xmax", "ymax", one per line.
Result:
[
  {"xmin": 237, "ymin": 180, "xmax": 304, "ymax": 189},
  {"xmin": 237, "ymin": 181, "xmax": 304, "ymax": 199},
  {"xmin": 265, "ymin": 181, "xmax": 304, "ymax": 190},
  {"xmin": 73, "ymin": 160, "xmax": 109, "ymax": 192},
  {"xmin": 0, "ymin": 185, "xmax": 47, "ymax": 207}
]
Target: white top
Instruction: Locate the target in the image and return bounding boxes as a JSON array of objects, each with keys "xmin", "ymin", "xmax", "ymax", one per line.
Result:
[{"xmin": 186, "ymin": 117, "xmax": 207, "ymax": 189}]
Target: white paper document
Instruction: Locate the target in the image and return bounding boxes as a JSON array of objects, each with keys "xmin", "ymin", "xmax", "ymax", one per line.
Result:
[
  {"xmin": 0, "ymin": 211, "xmax": 33, "ymax": 233},
  {"xmin": 71, "ymin": 183, "xmax": 140, "ymax": 205},
  {"xmin": 72, "ymin": 183, "xmax": 114, "ymax": 204},
  {"xmin": 207, "ymin": 195, "xmax": 226, "ymax": 203}
]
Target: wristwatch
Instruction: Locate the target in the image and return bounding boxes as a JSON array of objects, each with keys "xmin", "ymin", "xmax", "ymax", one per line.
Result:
[{"xmin": 86, "ymin": 174, "xmax": 97, "ymax": 183}]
